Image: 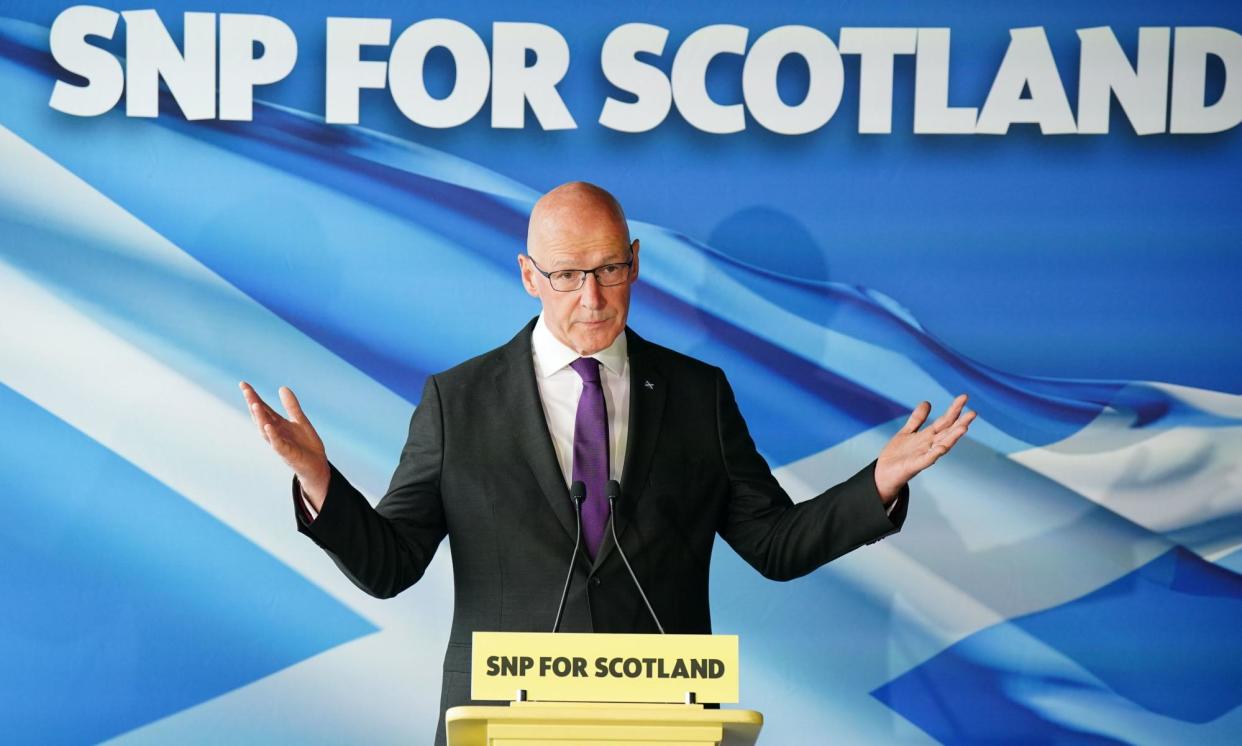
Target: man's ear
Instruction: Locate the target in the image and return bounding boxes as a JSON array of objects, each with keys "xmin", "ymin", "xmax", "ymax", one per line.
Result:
[
  {"xmin": 517, "ymin": 254, "xmax": 541, "ymax": 298},
  {"xmin": 628, "ymin": 239, "xmax": 640, "ymax": 284}
]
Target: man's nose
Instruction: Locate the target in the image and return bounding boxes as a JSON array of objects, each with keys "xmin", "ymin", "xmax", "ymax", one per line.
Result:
[{"xmin": 579, "ymin": 272, "xmax": 605, "ymax": 308}]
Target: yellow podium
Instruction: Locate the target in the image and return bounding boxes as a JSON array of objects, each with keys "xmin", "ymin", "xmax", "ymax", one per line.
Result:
[
  {"xmin": 446, "ymin": 702, "xmax": 761, "ymax": 745},
  {"xmin": 445, "ymin": 632, "xmax": 763, "ymax": 746}
]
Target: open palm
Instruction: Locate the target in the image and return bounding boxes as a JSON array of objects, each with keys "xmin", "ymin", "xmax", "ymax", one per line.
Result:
[
  {"xmin": 874, "ymin": 394, "xmax": 976, "ymax": 501},
  {"xmin": 239, "ymin": 382, "xmax": 331, "ymax": 505}
]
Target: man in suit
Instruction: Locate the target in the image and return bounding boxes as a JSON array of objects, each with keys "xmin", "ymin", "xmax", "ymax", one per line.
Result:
[{"xmin": 240, "ymin": 181, "xmax": 974, "ymax": 744}]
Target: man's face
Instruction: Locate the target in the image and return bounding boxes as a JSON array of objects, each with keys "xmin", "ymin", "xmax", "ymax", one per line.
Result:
[{"xmin": 519, "ymin": 234, "xmax": 640, "ymax": 356}]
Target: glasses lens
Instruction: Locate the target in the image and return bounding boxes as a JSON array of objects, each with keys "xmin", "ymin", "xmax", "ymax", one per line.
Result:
[
  {"xmin": 549, "ymin": 270, "xmax": 585, "ymax": 291},
  {"xmin": 595, "ymin": 263, "xmax": 630, "ymax": 287}
]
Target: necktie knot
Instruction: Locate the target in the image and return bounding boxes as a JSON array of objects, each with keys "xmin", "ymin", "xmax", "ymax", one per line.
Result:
[{"xmin": 570, "ymin": 356, "xmax": 602, "ymax": 384}]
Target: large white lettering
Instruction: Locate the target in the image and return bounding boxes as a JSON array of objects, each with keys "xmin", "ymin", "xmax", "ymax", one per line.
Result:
[
  {"xmin": 48, "ymin": 5, "xmax": 123, "ymax": 117},
  {"xmin": 122, "ymin": 9, "xmax": 216, "ymax": 120},
  {"xmin": 599, "ymin": 23, "xmax": 673, "ymax": 133},
  {"xmin": 839, "ymin": 27, "xmax": 917, "ymax": 134},
  {"xmin": 44, "ymin": 9, "xmax": 1242, "ymax": 137},
  {"xmin": 913, "ymin": 28, "xmax": 977, "ymax": 134},
  {"xmin": 1076, "ymin": 27, "xmax": 1170, "ymax": 135},
  {"xmin": 1170, "ymin": 27, "xmax": 1242, "ymax": 134},
  {"xmin": 742, "ymin": 26, "xmax": 844, "ymax": 136},
  {"xmin": 387, "ymin": 19, "xmax": 490, "ymax": 129},
  {"xmin": 219, "ymin": 14, "xmax": 297, "ymax": 121},
  {"xmin": 976, "ymin": 27, "xmax": 1076, "ymax": 135},
  {"xmin": 671, "ymin": 24, "xmax": 748, "ymax": 134},
  {"xmin": 324, "ymin": 17, "xmax": 391, "ymax": 125},
  {"xmin": 50, "ymin": 7, "xmax": 295, "ymax": 121},
  {"xmin": 492, "ymin": 23, "xmax": 575, "ymax": 130}
]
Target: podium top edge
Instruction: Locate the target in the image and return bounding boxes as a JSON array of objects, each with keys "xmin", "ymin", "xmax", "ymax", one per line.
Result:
[{"xmin": 445, "ymin": 704, "xmax": 763, "ymax": 725}]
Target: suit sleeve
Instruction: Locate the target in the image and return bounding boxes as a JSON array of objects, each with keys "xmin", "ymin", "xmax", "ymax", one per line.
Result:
[
  {"xmin": 713, "ymin": 368, "xmax": 908, "ymax": 581},
  {"xmin": 290, "ymin": 375, "xmax": 449, "ymax": 598}
]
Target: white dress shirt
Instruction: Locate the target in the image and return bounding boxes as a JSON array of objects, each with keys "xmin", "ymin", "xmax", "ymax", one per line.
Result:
[{"xmin": 531, "ymin": 313, "xmax": 630, "ymax": 486}]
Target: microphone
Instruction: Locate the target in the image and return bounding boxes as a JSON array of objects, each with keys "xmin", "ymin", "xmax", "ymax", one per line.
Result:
[
  {"xmin": 552, "ymin": 480, "xmax": 587, "ymax": 633},
  {"xmin": 607, "ymin": 480, "xmax": 665, "ymax": 634}
]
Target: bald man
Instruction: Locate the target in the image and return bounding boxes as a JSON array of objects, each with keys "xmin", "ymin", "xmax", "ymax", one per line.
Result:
[{"xmin": 241, "ymin": 182, "xmax": 974, "ymax": 744}]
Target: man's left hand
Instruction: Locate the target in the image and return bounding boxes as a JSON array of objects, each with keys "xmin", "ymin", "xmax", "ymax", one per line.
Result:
[{"xmin": 874, "ymin": 394, "xmax": 976, "ymax": 504}]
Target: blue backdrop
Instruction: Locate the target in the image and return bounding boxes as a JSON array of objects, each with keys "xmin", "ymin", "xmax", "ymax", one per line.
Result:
[{"xmin": 2, "ymin": 1, "xmax": 1240, "ymax": 743}]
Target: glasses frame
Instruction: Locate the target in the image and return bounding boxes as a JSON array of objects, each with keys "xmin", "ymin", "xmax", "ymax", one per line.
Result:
[{"xmin": 526, "ymin": 254, "xmax": 636, "ymax": 292}]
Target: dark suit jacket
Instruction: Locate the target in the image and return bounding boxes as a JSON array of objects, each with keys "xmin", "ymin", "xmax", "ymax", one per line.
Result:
[{"xmin": 293, "ymin": 318, "xmax": 907, "ymax": 744}]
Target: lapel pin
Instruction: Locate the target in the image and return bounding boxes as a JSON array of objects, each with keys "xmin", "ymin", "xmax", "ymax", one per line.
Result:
[{"xmin": 644, "ymin": 380, "xmax": 655, "ymax": 390}]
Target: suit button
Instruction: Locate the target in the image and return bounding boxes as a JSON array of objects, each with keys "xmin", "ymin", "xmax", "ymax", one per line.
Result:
[{"xmin": 590, "ymin": 576, "xmax": 602, "ymax": 587}]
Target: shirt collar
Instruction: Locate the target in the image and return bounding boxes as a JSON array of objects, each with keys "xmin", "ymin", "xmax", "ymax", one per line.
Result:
[{"xmin": 532, "ymin": 313, "xmax": 628, "ymax": 379}]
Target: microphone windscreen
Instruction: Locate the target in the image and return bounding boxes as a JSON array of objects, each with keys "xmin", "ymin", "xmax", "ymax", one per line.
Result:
[
  {"xmin": 570, "ymin": 480, "xmax": 587, "ymax": 502},
  {"xmin": 606, "ymin": 480, "xmax": 621, "ymax": 501}
]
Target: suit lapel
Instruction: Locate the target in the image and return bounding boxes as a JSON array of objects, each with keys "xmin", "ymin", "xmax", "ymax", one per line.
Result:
[
  {"xmin": 594, "ymin": 328, "xmax": 666, "ymax": 569},
  {"xmin": 496, "ymin": 318, "xmax": 579, "ymax": 543}
]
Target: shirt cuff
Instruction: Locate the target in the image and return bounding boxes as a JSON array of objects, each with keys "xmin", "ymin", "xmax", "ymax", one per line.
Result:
[{"xmin": 297, "ymin": 482, "xmax": 321, "ymax": 523}]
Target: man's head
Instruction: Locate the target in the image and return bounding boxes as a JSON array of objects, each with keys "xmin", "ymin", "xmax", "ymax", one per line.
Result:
[{"xmin": 519, "ymin": 181, "xmax": 640, "ymax": 356}]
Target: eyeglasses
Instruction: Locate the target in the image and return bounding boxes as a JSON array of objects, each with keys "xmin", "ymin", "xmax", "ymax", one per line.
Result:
[{"xmin": 527, "ymin": 255, "xmax": 635, "ymax": 292}]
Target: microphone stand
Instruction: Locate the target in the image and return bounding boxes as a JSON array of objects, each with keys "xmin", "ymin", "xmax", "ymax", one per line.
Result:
[
  {"xmin": 607, "ymin": 479, "xmax": 665, "ymax": 634},
  {"xmin": 551, "ymin": 480, "xmax": 586, "ymax": 633}
]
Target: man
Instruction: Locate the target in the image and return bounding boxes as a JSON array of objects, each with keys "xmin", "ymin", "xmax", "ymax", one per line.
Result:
[{"xmin": 240, "ymin": 182, "xmax": 974, "ymax": 744}]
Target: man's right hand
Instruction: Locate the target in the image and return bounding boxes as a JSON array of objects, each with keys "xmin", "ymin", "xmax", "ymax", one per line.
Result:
[{"xmin": 239, "ymin": 381, "xmax": 331, "ymax": 510}]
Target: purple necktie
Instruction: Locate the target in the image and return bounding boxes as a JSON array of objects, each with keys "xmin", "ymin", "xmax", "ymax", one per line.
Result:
[{"xmin": 570, "ymin": 357, "xmax": 610, "ymax": 558}]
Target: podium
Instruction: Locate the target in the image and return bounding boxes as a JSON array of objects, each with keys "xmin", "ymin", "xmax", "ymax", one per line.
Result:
[
  {"xmin": 445, "ymin": 632, "xmax": 762, "ymax": 746},
  {"xmin": 446, "ymin": 702, "xmax": 761, "ymax": 745}
]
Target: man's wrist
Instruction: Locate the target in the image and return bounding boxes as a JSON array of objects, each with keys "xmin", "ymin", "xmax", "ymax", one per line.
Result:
[
  {"xmin": 298, "ymin": 484, "xmax": 321, "ymax": 521},
  {"xmin": 873, "ymin": 458, "xmax": 907, "ymax": 506},
  {"xmin": 298, "ymin": 461, "xmax": 331, "ymax": 512}
]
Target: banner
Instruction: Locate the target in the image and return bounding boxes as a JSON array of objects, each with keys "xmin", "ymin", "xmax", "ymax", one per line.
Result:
[{"xmin": 2, "ymin": 2, "xmax": 1240, "ymax": 743}]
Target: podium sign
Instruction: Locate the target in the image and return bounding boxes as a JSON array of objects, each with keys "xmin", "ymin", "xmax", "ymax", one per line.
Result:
[{"xmin": 471, "ymin": 632, "xmax": 739, "ymax": 704}]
